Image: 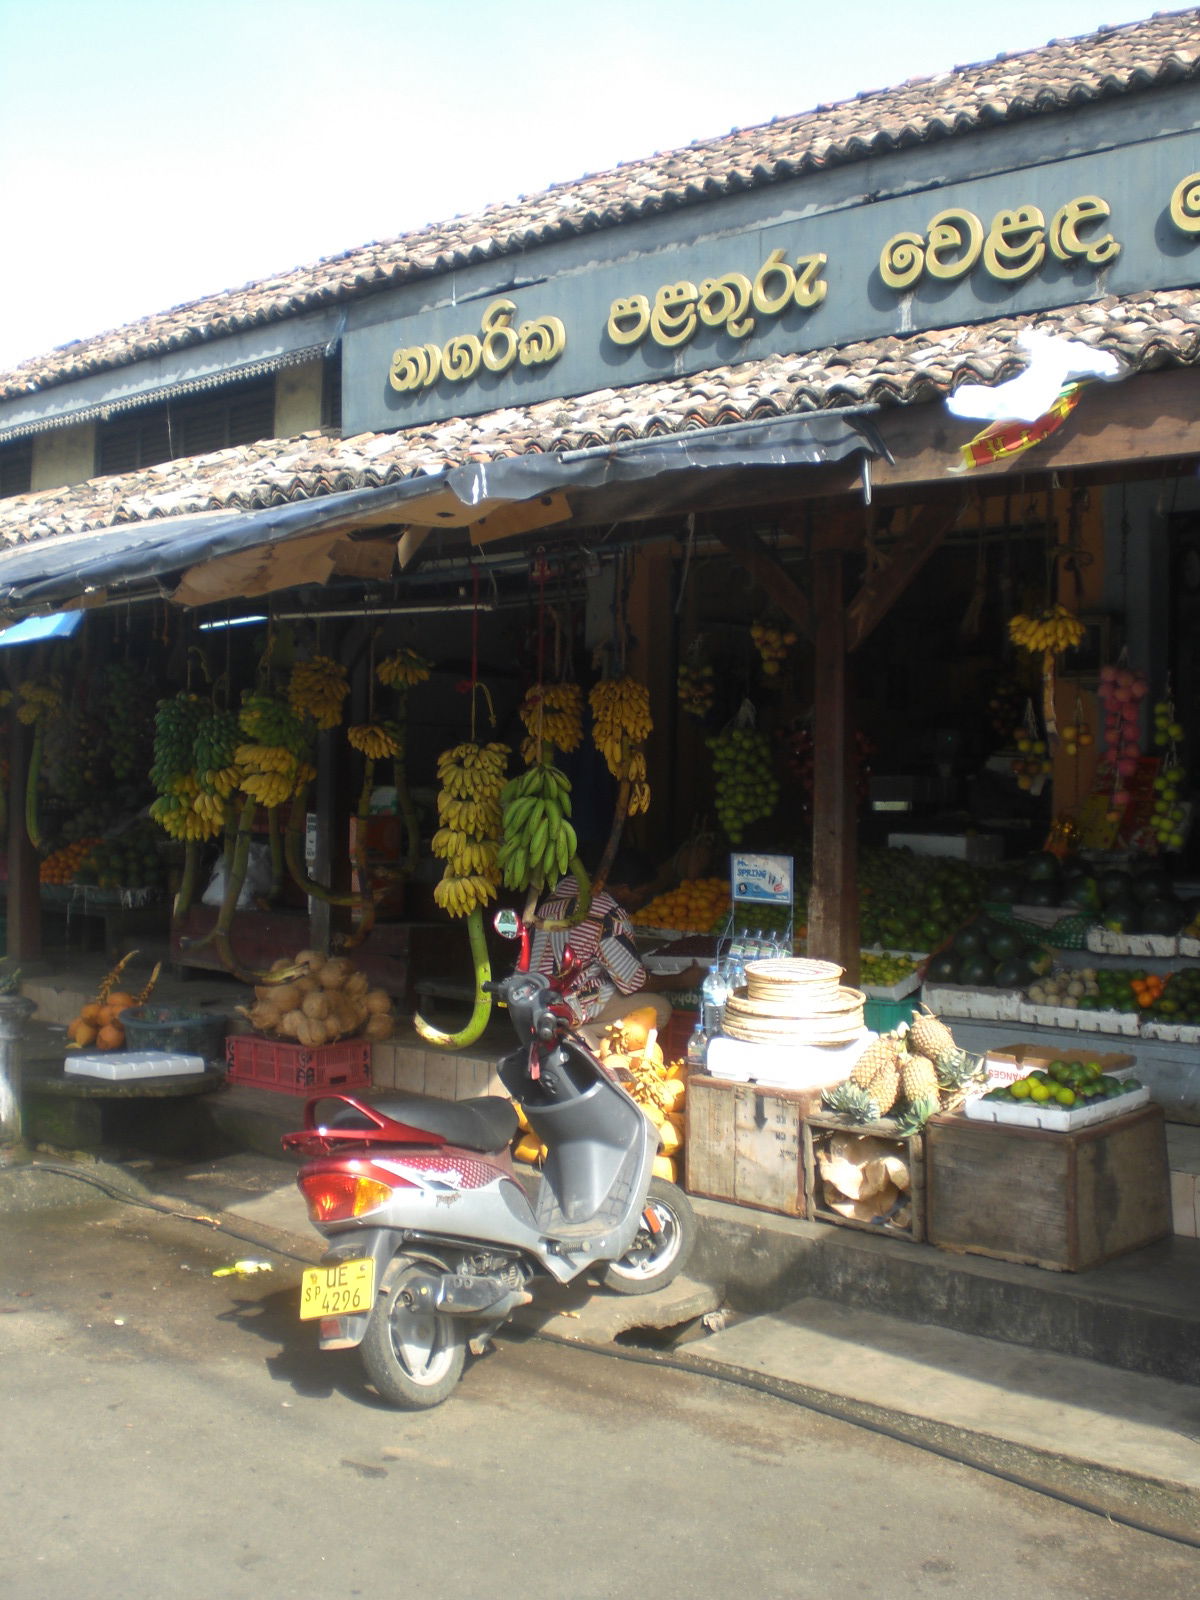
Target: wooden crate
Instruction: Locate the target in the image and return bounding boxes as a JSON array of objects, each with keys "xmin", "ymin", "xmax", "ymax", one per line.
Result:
[
  {"xmin": 685, "ymin": 1075, "xmax": 826, "ymax": 1217},
  {"xmin": 802, "ymin": 1112, "xmax": 926, "ymax": 1242},
  {"xmin": 925, "ymin": 1103, "xmax": 1171, "ymax": 1272}
]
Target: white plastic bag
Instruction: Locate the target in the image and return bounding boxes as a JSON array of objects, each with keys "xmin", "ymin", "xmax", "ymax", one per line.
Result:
[{"xmin": 201, "ymin": 841, "xmax": 273, "ymax": 908}]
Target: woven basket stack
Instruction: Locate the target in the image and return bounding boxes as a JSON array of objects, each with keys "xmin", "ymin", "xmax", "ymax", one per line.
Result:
[{"xmin": 722, "ymin": 957, "xmax": 866, "ymax": 1046}]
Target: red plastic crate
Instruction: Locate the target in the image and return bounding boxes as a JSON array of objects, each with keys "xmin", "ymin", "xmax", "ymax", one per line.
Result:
[{"xmin": 225, "ymin": 1034, "xmax": 372, "ymax": 1095}]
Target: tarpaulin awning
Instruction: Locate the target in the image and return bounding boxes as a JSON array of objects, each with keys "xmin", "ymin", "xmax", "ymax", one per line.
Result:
[{"xmin": 0, "ymin": 408, "xmax": 883, "ymax": 618}]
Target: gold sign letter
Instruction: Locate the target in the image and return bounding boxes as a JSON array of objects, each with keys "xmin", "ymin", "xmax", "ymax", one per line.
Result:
[
  {"xmin": 389, "ymin": 342, "xmax": 442, "ymax": 392},
  {"xmin": 752, "ymin": 249, "xmax": 796, "ymax": 315},
  {"xmin": 983, "ymin": 207, "xmax": 1046, "ymax": 281},
  {"xmin": 650, "ymin": 282, "xmax": 700, "ymax": 347},
  {"xmin": 1049, "ymin": 196, "xmax": 1121, "ymax": 265},
  {"xmin": 1169, "ymin": 171, "xmax": 1200, "ymax": 235},
  {"xmin": 698, "ymin": 274, "xmax": 755, "ymax": 339},
  {"xmin": 793, "ymin": 253, "xmax": 828, "ymax": 309},
  {"xmin": 925, "ymin": 209, "xmax": 983, "ymax": 280},
  {"xmin": 880, "ymin": 230, "xmax": 926, "ymax": 290},
  {"xmin": 607, "ymin": 295, "xmax": 651, "ymax": 346},
  {"xmin": 518, "ymin": 315, "xmax": 567, "ymax": 366},
  {"xmin": 480, "ymin": 299, "xmax": 520, "ymax": 373}
]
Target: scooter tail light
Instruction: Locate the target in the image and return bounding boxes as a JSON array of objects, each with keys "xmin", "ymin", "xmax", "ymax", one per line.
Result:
[{"xmin": 298, "ymin": 1170, "xmax": 409, "ymax": 1223}]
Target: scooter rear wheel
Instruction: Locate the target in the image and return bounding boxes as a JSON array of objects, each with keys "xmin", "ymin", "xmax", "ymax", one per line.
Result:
[
  {"xmin": 599, "ymin": 1178, "xmax": 696, "ymax": 1296},
  {"xmin": 361, "ymin": 1257, "xmax": 466, "ymax": 1409}
]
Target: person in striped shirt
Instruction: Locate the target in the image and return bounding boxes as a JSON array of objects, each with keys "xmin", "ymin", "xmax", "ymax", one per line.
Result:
[{"xmin": 530, "ymin": 856, "xmax": 703, "ymax": 1047}]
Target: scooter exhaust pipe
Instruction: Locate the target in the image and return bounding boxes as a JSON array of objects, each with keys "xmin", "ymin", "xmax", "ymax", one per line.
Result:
[{"xmin": 400, "ymin": 1271, "xmax": 533, "ymax": 1318}]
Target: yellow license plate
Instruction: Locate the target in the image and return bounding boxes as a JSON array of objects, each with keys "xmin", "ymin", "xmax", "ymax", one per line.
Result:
[{"xmin": 299, "ymin": 1257, "xmax": 375, "ymax": 1320}]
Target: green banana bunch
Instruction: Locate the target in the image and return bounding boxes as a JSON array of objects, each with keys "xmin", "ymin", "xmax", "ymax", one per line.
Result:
[{"xmin": 497, "ymin": 762, "xmax": 578, "ymax": 891}]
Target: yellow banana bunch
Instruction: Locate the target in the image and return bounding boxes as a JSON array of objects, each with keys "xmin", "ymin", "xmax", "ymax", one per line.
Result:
[
  {"xmin": 198, "ymin": 766, "xmax": 242, "ymax": 799},
  {"xmin": 519, "ymin": 682, "xmax": 584, "ymax": 763},
  {"xmin": 590, "ymin": 676, "xmax": 653, "ymax": 792},
  {"xmin": 288, "ymin": 656, "xmax": 349, "ymax": 730},
  {"xmin": 1008, "ymin": 605, "xmax": 1086, "ymax": 655},
  {"xmin": 17, "ymin": 677, "xmax": 63, "ymax": 726},
  {"xmin": 433, "ymin": 874, "xmax": 499, "ymax": 917},
  {"xmin": 436, "ymin": 742, "xmax": 510, "ymax": 800},
  {"xmin": 348, "ymin": 722, "xmax": 403, "ymax": 760},
  {"xmin": 431, "ymin": 741, "xmax": 507, "ymax": 919},
  {"xmin": 377, "ymin": 647, "xmax": 432, "ymax": 688},
  {"xmin": 497, "ymin": 762, "xmax": 578, "ymax": 891},
  {"xmin": 234, "ymin": 743, "xmax": 295, "ymax": 774},
  {"xmin": 150, "ymin": 791, "xmax": 220, "ymax": 842}
]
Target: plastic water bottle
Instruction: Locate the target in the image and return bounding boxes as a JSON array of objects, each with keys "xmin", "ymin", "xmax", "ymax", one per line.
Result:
[
  {"xmin": 700, "ymin": 962, "xmax": 729, "ymax": 1039},
  {"xmin": 685, "ymin": 1019, "xmax": 709, "ymax": 1073},
  {"xmin": 723, "ymin": 935, "xmax": 747, "ymax": 999}
]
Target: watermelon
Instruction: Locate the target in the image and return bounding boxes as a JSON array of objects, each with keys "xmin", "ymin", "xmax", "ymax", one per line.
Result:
[
  {"xmin": 958, "ymin": 954, "xmax": 995, "ymax": 987},
  {"xmin": 927, "ymin": 952, "xmax": 959, "ymax": 983},
  {"xmin": 1023, "ymin": 853, "xmax": 1061, "ymax": 882}
]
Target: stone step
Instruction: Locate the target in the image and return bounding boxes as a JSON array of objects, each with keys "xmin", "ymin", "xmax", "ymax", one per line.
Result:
[{"xmin": 690, "ymin": 1195, "xmax": 1200, "ymax": 1386}]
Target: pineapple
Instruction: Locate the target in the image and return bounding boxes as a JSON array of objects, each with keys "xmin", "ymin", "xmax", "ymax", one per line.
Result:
[
  {"xmin": 901, "ymin": 1052, "xmax": 939, "ymax": 1107},
  {"xmin": 823, "ymin": 1081, "xmax": 879, "ymax": 1124},
  {"xmin": 894, "ymin": 1096, "xmax": 939, "ymax": 1137},
  {"xmin": 907, "ymin": 1005, "xmax": 958, "ymax": 1067},
  {"xmin": 851, "ymin": 1034, "xmax": 901, "ymax": 1090}
]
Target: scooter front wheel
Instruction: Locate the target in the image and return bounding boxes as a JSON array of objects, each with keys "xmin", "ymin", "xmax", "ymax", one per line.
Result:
[
  {"xmin": 360, "ymin": 1256, "xmax": 466, "ymax": 1409},
  {"xmin": 599, "ymin": 1178, "xmax": 696, "ymax": 1296}
]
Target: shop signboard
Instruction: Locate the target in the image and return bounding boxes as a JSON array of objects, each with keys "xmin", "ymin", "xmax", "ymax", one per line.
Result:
[{"xmin": 342, "ymin": 105, "xmax": 1200, "ymax": 436}]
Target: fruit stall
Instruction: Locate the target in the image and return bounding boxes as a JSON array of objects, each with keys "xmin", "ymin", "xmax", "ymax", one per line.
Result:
[{"xmin": 672, "ymin": 949, "xmax": 1171, "ymax": 1272}]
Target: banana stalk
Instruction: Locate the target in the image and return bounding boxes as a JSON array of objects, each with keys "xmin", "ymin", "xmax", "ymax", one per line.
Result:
[
  {"xmin": 24, "ymin": 721, "xmax": 43, "ymax": 850},
  {"xmin": 337, "ymin": 759, "xmax": 379, "ymax": 952},
  {"xmin": 413, "ymin": 905, "xmax": 494, "ymax": 1048},
  {"xmin": 172, "ymin": 838, "xmax": 201, "ymax": 922},
  {"xmin": 529, "ymin": 857, "xmax": 593, "ymax": 932},
  {"xmin": 282, "ymin": 793, "xmax": 376, "ymax": 912}
]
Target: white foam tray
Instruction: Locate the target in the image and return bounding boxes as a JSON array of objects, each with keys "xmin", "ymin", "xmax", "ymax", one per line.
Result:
[
  {"xmin": 861, "ymin": 968, "xmax": 922, "ymax": 1003},
  {"xmin": 1085, "ymin": 928, "xmax": 1179, "ymax": 958},
  {"xmin": 66, "ymin": 1050, "xmax": 207, "ymax": 1081},
  {"xmin": 705, "ymin": 1030, "xmax": 874, "ymax": 1091},
  {"xmin": 923, "ymin": 983, "xmax": 1024, "ymax": 1022},
  {"xmin": 965, "ymin": 1084, "xmax": 1150, "ymax": 1131}
]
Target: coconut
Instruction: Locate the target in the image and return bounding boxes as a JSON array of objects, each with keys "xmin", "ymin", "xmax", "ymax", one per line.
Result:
[
  {"xmin": 344, "ymin": 972, "xmax": 369, "ymax": 999},
  {"xmin": 365, "ymin": 988, "xmax": 392, "ymax": 1015},
  {"xmin": 279, "ymin": 1008, "xmax": 305, "ymax": 1038},
  {"xmin": 301, "ymin": 990, "xmax": 331, "ymax": 1021},
  {"xmin": 364, "ymin": 1014, "xmax": 394, "ymax": 1042}
]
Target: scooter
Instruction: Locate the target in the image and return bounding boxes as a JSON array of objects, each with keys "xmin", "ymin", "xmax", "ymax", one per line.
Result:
[{"xmin": 282, "ymin": 907, "xmax": 696, "ymax": 1410}]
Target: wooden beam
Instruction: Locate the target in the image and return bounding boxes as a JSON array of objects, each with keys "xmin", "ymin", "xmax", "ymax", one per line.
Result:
[
  {"xmin": 870, "ymin": 367, "xmax": 1200, "ymax": 490},
  {"xmin": 807, "ymin": 549, "xmax": 859, "ymax": 980},
  {"xmin": 714, "ymin": 528, "xmax": 812, "ymax": 638},
  {"xmin": 845, "ymin": 501, "xmax": 964, "ymax": 652}
]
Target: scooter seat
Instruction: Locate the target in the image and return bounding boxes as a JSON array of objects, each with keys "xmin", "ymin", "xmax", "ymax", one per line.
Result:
[{"xmin": 333, "ymin": 1094, "xmax": 519, "ymax": 1154}]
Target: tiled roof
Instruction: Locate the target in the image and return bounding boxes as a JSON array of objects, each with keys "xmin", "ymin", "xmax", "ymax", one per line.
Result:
[
  {"xmin": 2, "ymin": 9, "xmax": 1197, "ymax": 402},
  {"xmin": 2, "ymin": 285, "xmax": 1196, "ymax": 549}
]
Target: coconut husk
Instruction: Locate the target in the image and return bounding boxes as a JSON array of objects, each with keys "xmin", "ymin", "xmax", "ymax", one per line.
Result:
[{"xmin": 826, "ymin": 1181, "xmax": 900, "ymax": 1223}]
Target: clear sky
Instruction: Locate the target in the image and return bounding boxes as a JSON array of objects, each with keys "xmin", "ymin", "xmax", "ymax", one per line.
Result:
[{"xmin": 0, "ymin": 0, "xmax": 1170, "ymax": 373}]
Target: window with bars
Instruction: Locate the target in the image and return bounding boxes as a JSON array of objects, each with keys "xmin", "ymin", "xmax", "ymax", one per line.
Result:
[
  {"xmin": 0, "ymin": 439, "xmax": 33, "ymax": 499},
  {"xmin": 96, "ymin": 376, "xmax": 276, "ymax": 477}
]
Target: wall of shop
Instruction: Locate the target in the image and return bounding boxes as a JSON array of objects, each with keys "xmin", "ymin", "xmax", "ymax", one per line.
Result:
[
  {"xmin": 273, "ymin": 358, "xmax": 326, "ymax": 440},
  {"xmin": 30, "ymin": 423, "xmax": 96, "ymax": 491}
]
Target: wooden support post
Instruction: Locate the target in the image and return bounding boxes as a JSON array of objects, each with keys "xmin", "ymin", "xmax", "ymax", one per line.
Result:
[{"xmin": 807, "ymin": 548, "xmax": 859, "ymax": 981}]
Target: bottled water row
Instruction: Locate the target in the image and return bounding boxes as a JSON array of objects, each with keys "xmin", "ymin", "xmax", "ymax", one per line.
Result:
[{"xmin": 687, "ymin": 927, "xmax": 790, "ymax": 1070}]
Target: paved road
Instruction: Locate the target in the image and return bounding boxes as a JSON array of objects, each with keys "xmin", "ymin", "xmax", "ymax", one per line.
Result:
[{"xmin": 2, "ymin": 1194, "xmax": 1196, "ymax": 1600}]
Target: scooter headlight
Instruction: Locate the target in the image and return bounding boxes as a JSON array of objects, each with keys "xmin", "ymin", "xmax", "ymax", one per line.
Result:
[{"xmin": 298, "ymin": 1170, "xmax": 402, "ymax": 1223}]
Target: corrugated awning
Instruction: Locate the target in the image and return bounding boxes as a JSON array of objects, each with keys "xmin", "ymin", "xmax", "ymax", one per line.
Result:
[{"xmin": 0, "ymin": 408, "xmax": 883, "ymax": 618}]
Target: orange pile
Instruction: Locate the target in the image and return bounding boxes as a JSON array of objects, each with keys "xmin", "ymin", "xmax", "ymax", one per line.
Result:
[
  {"xmin": 633, "ymin": 876, "xmax": 731, "ymax": 933},
  {"xmin": 40, "ymin": 837, "xmax": 101, "ymax": 886},
  {"xmin": 1131, "ymin": 973, "xmax": 1166, "ymax": 1009}
]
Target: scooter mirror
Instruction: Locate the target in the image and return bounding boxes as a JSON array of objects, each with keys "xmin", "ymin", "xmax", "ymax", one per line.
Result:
[{"xmin": 493, "ymin": 908, "xmax": 522, "ymax": 940}]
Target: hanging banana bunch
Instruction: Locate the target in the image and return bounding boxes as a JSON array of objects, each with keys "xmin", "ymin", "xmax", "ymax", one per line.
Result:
[
  {"xmin": 590, "ymin": 674, "xmax": 653, "ymax": 814},
  {"xmin": 347, "ymin": 721, "xmax": 404, "ymax": 761},
  {"xmin": 1007, "ymin": 605, "xmax": 1086, "ymax": 655},
  {"xmin": 1008, "ymin": 605, "xmax": 1084, "ymax": 747},
  {"xmin": 431, "ymin": 742, "xmax": 509, "ymax": 918},
  {"xmin": 288, "ymin": 655, "xmax": 349, "ymax": 730},
  {"xmin": 518, "ymin": 682, "xmax": 584, "ymax": 765},
  {"xmin": 496, "ymin": 762, "xmax": 579, "ymax": 893},
  {"xmin": 377, "ymin": 647, "xmax": 432, "ymax": 689},
  {"xmin": 235, "ymin": 693, "xmax": 314, "ymax": 811},
  {"xmin": 16, "ymin": 677, "xmax": 64, "ymax": 850},
  {"xmin": 148, "ymin": 692, "xmax": 212, "ymax": 842}
]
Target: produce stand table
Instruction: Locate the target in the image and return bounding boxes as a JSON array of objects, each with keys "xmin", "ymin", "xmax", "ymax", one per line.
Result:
[
  {"xmin": 925, "ymin": 1103, "xmax": 1171, "ymax": 1272},
  {"xmin": 21, "ymin": 1060, "xmax": 224, "ymax": 1153}
]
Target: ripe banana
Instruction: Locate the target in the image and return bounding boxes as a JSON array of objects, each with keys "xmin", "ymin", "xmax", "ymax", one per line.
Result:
[{"xmin": 1007, "ymin": 605, "xmax": 1085, "ymax": 655}]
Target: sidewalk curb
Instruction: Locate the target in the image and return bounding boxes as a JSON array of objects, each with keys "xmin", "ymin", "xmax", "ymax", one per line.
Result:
[{"xmin": 524, "ymin": 1332, "xmax": 1200, "ymax": 1543}]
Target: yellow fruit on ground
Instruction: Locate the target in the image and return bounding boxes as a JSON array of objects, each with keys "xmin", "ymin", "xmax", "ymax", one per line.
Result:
[
  {"xmin": 652, "ymin": 1154, "xmax": 678, "ymax": 1183},
  {"xmin": 69, "ymin": 1019, "xmax": 97, "ymax": 1048},
  {"xmin": 513, "ymin": 1134, "xmax": 545, "ymax": 1164}
]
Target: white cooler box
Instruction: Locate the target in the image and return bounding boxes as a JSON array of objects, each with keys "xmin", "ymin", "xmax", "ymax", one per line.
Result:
[
  {"xmin": 66, "ymin": 1050, "xmax": 207, "ymax": 1081},
  {"xmin": 705, "ymin": 1030, "xmax": 875, "ymax": 1091}
]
